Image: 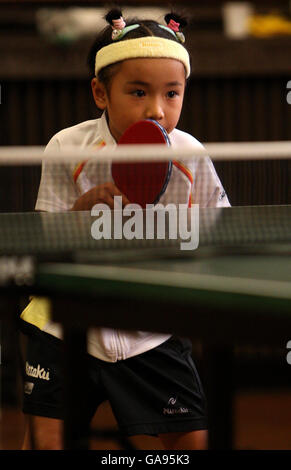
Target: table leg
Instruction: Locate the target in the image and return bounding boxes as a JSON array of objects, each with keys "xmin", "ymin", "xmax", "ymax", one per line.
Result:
[
  {"xmin": 62, "ymin": 324, "xmax": 89, "ymax": 450},
  {"xmin": 202, "ymin": 345, "xmax": 234, "ymax": 449},
  {"xmin": 0, "ymin": 299, "xmax": 22, "ymax": 407}
]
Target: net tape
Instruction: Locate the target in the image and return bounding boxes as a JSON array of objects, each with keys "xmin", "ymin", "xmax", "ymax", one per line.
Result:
[{"xmin": 0, "ymin": 141, "xmax": 291, "ymax": 164}]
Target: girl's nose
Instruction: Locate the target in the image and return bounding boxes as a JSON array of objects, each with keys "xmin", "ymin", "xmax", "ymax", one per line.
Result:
[{"xmin": 145, "ymin": 100, "xmax": 165, "ymax": 121}]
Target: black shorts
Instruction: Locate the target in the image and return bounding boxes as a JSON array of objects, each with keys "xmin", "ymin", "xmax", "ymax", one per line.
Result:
[{"xmin": 20, "ymin": 321, "xmax": 207, "ymax": 436}]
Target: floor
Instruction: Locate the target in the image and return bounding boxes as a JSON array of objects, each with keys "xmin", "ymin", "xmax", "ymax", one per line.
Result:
[{"xmin": 1, "ymin": 390, "xmax": 291, "ymax": 450}]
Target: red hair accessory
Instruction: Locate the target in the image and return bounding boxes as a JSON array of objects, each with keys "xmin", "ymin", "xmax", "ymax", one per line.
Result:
[
  {"xmin": 167, "ymin": 19, "xmax": 180, "ymax": 33},
  {"xmin": 112, "ymin": 18, "xmax": 126, "ymax": 30},
  {"xmin": 111, "ymin": 16, "xmax": 127, "ymax": 40}
]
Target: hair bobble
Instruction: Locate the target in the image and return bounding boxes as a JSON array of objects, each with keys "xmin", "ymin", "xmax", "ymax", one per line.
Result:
[
  {"xmin": 111, "ymin": 16, "xmax": 126, "ymax": 40},
  {"xmin": 175, "ymin": 31, "xmax": 185, "ymax": 44},
  {"xmin": 105, "ymin": 9, "xmax": 131, "ymax": 40},
  {"xmin": 163, "ymin": 12, "xmax": 187, "ymax": 43},
  {"xmin": 168, "ymin": 19, "xmax": 180, "ymax": 33},
  {"xmin": 112, "ymin": 23, "xmax": 140, "ymax": 41},
  {"xmin": 167, "ymin": 19, "xmax": 185, "ymax": 44},
  {"xmin": 112, "ymin": 18, "xmax": 126, "ymax": 30}
]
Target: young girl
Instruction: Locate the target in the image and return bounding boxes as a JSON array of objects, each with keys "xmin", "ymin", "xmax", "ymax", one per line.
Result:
[{"xmin": 20, "ymin": 9, "xmax": 230, "ymax": 450}]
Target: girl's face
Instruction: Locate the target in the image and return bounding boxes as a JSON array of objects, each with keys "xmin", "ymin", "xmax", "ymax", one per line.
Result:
[{"xmin": 92, "ymin": 58, "xmax": 186, "ymax": 142}]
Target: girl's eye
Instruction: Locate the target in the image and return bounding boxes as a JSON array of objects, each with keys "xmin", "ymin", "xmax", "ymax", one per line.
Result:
[
  {"xmin": 167, "ymin": 91, "xmax": 178, "ymax": 98},
  {"xmin": 132, "ymin": 90, "xmax": 145, "ymax": 97}
]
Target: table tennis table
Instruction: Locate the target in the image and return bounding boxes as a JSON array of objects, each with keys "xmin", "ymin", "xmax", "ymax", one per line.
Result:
[{"xmin": 1, "ymin": 205, "xmax": 291, "ymax": 450}]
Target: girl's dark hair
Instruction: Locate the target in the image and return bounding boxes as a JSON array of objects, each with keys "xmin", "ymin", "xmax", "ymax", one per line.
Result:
[{"xmin": 87, "ymin": 9, "xmax": 188, "ymax": 89}]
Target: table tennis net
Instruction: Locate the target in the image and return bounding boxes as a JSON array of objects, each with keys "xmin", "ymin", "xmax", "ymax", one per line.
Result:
[{"xmin": 0, "ymin": 142, "xmax": 290, "ymax": 262}]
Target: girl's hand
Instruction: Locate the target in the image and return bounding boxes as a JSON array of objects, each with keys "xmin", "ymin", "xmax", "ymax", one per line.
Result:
[{"xmin": 70, "ymin": 182, "xmax": 130, "ymax": 211}]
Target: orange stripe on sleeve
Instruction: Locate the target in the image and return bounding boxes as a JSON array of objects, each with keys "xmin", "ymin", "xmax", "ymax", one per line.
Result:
[
  {"xmin": 73, "ymin": 139, "xmax": 106, "ymax": 183},
  {"xmin": 173, "ymin": 161, "xmax": 194, "ymax": 184},
  {"xmin": 173, "ymin": 160, "xmax": 194, "ymax": 207},
  {"xmin": 73, "ymin": 161, "xmax": 87, "ymax": 183}
]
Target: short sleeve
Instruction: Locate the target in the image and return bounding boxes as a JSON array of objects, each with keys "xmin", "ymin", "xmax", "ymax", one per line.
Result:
[
  {"xmin": 169, "ymin": 128, "xmax": 230, "ymax": 208},
  {"xmin": 35, "ymin": 137, "xmax": 78, "ymax": 212},
  {"xmin": 193, "ymin": 156, "xmax": 230, "ymax": 208}
]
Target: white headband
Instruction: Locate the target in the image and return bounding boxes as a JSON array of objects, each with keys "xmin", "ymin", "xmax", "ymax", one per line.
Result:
[{"xmin": 95, "ymin": 37, "xmax": 191, "ymax": 78}]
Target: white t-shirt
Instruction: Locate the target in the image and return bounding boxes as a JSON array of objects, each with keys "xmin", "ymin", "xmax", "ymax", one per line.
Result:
[
  {"xmin": 30, "ymin": 112, "xmax": 230, "ymax": 362},
  {"xmin": 36, "ymin": 113, "xmax": 229, "ymax": 212}
]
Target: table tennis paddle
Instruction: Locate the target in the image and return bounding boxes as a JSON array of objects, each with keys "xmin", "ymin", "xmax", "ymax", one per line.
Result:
[{"xmin": 112, "ymin": 120, "xmax": 172, "ymax": 208}]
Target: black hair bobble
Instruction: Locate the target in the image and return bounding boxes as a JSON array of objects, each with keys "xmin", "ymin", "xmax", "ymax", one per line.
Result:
[
  {"xmin": 105, "ymin": 9, "xmax": 124, "ymax": 25},
  {"xmin": 164, "ymin": 12, "xmax": 188, "ymax": 30}
]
